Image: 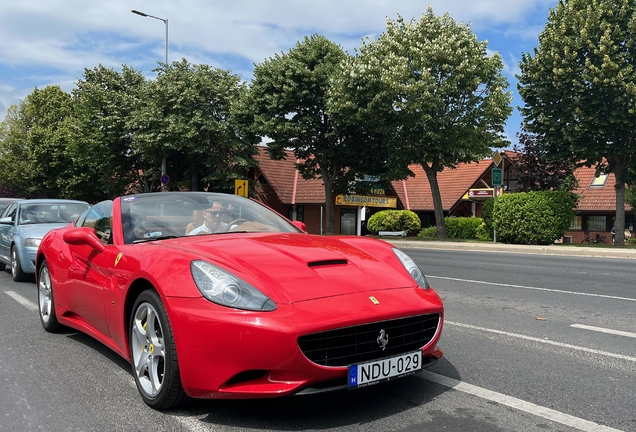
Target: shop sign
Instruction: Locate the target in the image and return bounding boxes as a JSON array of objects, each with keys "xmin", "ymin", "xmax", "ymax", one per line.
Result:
[{"xmin": 335, "ymin": 195, "xmax": 397, "ymax": 208}]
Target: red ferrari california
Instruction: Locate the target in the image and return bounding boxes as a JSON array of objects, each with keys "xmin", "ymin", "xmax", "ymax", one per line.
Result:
[{"xmin": 36, "ymin": 192, "xmax": 444, "ymax": 410}]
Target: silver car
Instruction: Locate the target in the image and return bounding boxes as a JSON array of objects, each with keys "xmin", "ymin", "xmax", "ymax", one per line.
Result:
[{"xmin": 0, "ymin": 199, "xmax": 89, "ymax": 281}]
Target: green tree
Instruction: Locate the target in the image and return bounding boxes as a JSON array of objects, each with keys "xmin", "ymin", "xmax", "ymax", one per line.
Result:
[
  {"xmin": 518, "ymin": 0, "xmax": 636, "ymax": 246},
  {"xmin": 0, "ymin": 86, "xmax": 75, "ymax": 198},
  {"xmin": 68, "ymin": 65, "xmax": 147, "ymax": 201},
  {"xmin": 235, "ymin": 35, "xmax": 364, "ymax": 234},
  {"xmin": 128, "ymin": 59, "xmax": 257, "ymax": 192},
  {"xmin": 512, "ymin": 126, "xmax": 576, "ymax": 192},
  {"xmin": 328, "ymin": 10, "xmax": 512, "ymax": 238}
]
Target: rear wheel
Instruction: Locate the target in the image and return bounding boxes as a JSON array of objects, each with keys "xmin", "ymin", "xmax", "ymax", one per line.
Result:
[
  {"xmin": 130, "ymin": 290, "xmax": 187, "ymax": 410},
  {"xmin": 38, "ymin": 261, "xmax": 63, "ymax": 332},
  {"xmin": 11, "ymin": 246, "xmax": 28, "ymax": 282}
]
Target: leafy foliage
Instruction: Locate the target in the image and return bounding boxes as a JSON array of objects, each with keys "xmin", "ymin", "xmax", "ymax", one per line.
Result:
[
  {"xmin": 234, "ymin": 35, "xmax": 368, "ymax": 234},
  {"xmin": 328, "ymin": 9, "xmax": 512, "ymax": 238},
  {"xmin": 129, "ymin": 59, "xmax": 257, "ymax": 193},
  {"xmin": 367, "ymin": 210, "xmax": 421, "ymax": 234},
  {"xmin": 512, "ymin": 127, "xmax": 576, "ymax": 192},
  {"xmin": 492, "ymin": 191, "xmax": 577, "ymax": 244},
  {"xmin": 517, "ymin": 0, "xmax": 636, "ymax": 245},
  {"xmin": 0, "ymin": 86, "xmax": 75, "ymax": 198},
  {"xmin": 444, "ymin": 217, "xmax": 484, "ymax": 239}
]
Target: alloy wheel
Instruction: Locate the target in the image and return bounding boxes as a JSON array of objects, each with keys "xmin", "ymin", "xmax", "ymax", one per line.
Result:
[
  {"xmin": 131, "ymin": 302, "xmax": 166, "ymax": 398},
  {"xmin": 38, "ymin": 265, "xmax": 52, "ymax": 324}
]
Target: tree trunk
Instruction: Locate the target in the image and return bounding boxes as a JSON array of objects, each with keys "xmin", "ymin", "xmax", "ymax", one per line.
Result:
[
  {"xmin": 610, "ymin": 158, "xmax": 628, "ymax": 247},
  {"xmin": 421, "ymin": 162, "xmax": 446, "ymax": 238}
]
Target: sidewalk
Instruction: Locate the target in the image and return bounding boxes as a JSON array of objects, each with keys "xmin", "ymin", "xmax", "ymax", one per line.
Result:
[{"xmin": 383, "ymin": 239, "xmax": 636, "ymax": 259}]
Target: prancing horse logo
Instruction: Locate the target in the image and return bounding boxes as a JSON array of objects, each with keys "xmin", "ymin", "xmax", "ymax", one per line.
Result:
[{"xmin": 377, "ymin": 329, "xmax": 389, "ymax": 351}]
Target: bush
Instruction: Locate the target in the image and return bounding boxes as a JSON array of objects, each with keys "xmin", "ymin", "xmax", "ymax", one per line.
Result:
[
  {"xmin": 492, "ymin": 190, "xmax": 577, "ymax": 245},
  {"xmin": 445, "ymin": 217, "xmax": 484, "ymax": 239},
  {"xmin": 475, "ymin": 221, "xmax": 492, "ymax": 241},
  {"xmin": 367, "ymin": 210, "xmax": 421, "ymax": 234},
  {"xmin": 418, "ymin": 226, "xmax": 438, "ymax": 238},
  {"xmin": 481, "ymin": 198, "xmax": 494, "ymax": 236}
]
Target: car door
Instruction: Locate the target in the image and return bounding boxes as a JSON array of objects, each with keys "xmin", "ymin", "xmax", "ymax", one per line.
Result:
[
  {"xmin": 62, "ymin": 201, "xmax": 115, "ymax": 337},
  {"xmin": 0, "ymin": 203, "xmax": 18, "ymax": 264}
]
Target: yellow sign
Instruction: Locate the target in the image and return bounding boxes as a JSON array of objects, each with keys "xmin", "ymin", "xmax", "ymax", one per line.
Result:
[
  {"xmin": 234, "ymin": 179, "xmax": 248, "ymax": 197},
  {"xmin": 335, "ymin": 195, "xmax": 397, "ymax": 208},
  {"xmin": 493, "ymin": 151, "xmax": 502, "ymax": 166}
]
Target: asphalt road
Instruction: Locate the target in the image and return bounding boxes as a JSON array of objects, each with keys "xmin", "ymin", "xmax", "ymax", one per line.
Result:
[{"xmin": 1, "ymin": 245, "xmax": 634, "ymax": 432}]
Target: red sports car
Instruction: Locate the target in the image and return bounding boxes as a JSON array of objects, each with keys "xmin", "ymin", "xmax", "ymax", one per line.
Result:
[{"xmin": 36, "ymin": 192, "xmax": 444, "ymax": 410}]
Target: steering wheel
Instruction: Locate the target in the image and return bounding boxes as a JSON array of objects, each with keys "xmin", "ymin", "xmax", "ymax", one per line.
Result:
[{"xmin": 223, "ymin": 219, "xmax": 250, "ymax": 232}]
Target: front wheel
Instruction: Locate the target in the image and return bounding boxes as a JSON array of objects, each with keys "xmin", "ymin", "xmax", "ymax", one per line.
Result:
[
  {"xmin": 130, "ymin": 290, "xmax": 187, "ymax": 410},
  {"xmin": 38, "ymin": 261, "xmax": 63, "ymax": 332},
  {"xmin": 11, "ymin": 246, "xmax": 28, "ymax": 282}
]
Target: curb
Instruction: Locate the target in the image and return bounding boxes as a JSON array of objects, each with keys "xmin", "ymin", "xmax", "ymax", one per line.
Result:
[{"xmin": 382, "ymin": 239, "xmax": 636, "ymax": 260}]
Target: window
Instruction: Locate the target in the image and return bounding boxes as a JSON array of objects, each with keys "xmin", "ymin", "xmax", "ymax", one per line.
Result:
[
  {"xmin": 3, "ymin": 204, "xmax": 17, "ymax": 222},
  {"xmin": 570, "ymin": 215, "xmax": 582, "ymax": 230},
  {"xmin": 288, "ymin": 205, "xmax": 304, "ymax": 222},
  {"xmin": 81, "ymin": 201, "xmax": 114, "ymax": 244},
  {"xmin": 586, "ymin": 215, "xmax": 606, "ymax": 232},
  {"xmin": 591, "ymin": 174, "xmax": 609, "ymax": 187}
]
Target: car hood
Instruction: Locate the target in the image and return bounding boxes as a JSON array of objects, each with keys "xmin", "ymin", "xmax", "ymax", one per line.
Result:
[
  {"xmin": 161, "ymin": 233, "xmax": 417, "ymax": 303},
  {"xmin": 19, "ymin": 223, "xmax": 69, "ymax": 239}
]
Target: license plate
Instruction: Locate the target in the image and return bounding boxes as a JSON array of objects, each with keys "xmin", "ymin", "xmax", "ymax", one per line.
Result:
[{"xmin": 347, "ymin": 351, "xmax": 422, "ymax": 389}]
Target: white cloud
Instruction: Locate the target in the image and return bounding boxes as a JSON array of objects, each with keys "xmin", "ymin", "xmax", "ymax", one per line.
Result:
[{"xmin": 0, "ymin": 0, "xmax": 557, "ymax": 124}]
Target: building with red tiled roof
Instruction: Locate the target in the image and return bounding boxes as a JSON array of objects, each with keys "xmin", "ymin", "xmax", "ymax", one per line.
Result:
[
  {"xmin": 250, "ymin": 145, "xmax": 633, "ymax": 239},
  {"xmin": 564, "ymin": 166, "xmax": 635, "ymax": 243}
]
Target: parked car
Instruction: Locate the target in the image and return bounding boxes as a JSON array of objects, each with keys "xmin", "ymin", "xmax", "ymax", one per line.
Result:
[
  {"xmin": 36, "ymin": 191, "xmax": 444, "ymax": 409},
  {"xmin": 0, "ymin": 197, "xmax": 24, "ymax": 215},
  {"xmin": 0, "ymin": 199, "xmax": 89, "ymax": 281}
]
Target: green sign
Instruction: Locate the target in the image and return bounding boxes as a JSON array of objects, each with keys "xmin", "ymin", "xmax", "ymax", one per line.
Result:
[{"xmin": 491, "ymin": 168, "xmax": 502, "ymax": 186}]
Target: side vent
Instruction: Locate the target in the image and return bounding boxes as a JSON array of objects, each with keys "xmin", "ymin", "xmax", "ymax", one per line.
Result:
[{"xmin": 308, "ymin": 259, "xmax": 348, "ymax": 268}]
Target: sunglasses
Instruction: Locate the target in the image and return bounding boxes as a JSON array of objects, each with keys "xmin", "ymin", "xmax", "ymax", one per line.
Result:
[{"xmin": 203, "ymin": 210, "xmax": 223, "ymax": 216}]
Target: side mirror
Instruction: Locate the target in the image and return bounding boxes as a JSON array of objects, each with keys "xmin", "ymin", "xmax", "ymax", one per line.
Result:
[
  {"xmin": 0, "ymin": 217, "xmax": 13, "ymax": 224},
  {"xmin": 291, "ymin": 220, "xmax": 307, "ymax": 232},
  {"xmin": 63, "ymin": 228, "xmax": 106, "ymax": 252}
]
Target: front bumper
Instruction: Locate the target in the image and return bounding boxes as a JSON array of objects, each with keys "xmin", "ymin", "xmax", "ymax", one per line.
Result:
[{"xmin": 166, "ymin": 286, "xmax": 444, "ymax": 399}]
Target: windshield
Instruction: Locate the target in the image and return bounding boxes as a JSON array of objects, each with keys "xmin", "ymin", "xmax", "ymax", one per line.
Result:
[
  {"xmin": 120, "ymin": 192, "xmax": 301, "ymax": 244},
  {"xmin": 19, "ymin": 203, "xmax": 89, "ymax": 225}
]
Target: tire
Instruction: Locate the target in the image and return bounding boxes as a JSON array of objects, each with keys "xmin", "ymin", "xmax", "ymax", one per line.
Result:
[
  {"xmin": 0, "ymin": 262, "xmax": 5, "ymax": 271},
  {"xmin": 11, "ymin": 245, "xmax": 28, "ymax": 282},
  {"xmin": 38, "ymin": 261, "xmax": 63, "ymax": 332},
  {"xmin": 130, "ymin": 290, "xmax": 187, "ymax": 410}
]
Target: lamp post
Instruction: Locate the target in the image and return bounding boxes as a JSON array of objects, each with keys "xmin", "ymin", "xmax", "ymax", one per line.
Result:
[{"xmin": 131, "ymin": 9, "xmax": 169, "ymax": 191}]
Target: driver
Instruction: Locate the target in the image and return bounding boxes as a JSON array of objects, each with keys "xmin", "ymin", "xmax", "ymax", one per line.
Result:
[{"xmin": 187, "ymin": 202, "xmax": 229, "ymax": 235}]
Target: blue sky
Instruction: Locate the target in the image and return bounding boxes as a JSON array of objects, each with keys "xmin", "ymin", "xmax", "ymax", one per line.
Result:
[{"xmin": 0, "ymin": 0, "xmax": 557, "ymax": 146}]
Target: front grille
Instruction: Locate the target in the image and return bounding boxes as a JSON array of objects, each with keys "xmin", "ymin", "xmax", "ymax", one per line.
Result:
[{"xmin": 298, "ymin": 313, "xmax": 440, "ymax": 367}]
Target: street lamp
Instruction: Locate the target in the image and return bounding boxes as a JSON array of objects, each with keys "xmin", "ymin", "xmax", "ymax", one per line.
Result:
[{"xmin": 131, "ymin": 9, "xmax": 169, "ymax": 191}]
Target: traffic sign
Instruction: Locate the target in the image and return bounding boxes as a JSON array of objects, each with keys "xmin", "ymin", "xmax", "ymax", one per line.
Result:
[
  {"xmin": 160, "ymin": 174, "xmax": 170, "ymax": 185},
  {"xmin": 491, "ymin": 168, "xmax": 502, "ymax": 186},
  {"xmin": 234, "ymin": 179, "xmax": 248, "ymax": 197},
  {"xmin": 492, "ymin": 151, "xmax": 502, "ymax": 166}
]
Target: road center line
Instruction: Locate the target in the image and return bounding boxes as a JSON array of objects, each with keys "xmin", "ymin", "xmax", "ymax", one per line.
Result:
[
  {"xmin": 419, "ymin": 370, "xmax": 623, "ymax": 432},
  {"xmin": 571, "ymin": 324, "xmax": 636, "ymax": 339},
  {"xmin": 5, "ymin": 290, "xmax": 38, "ymax": 311},
  {"xmin": 445, "ymin": 321, "xmax": 636, "ymax": 363},
  {"xmin": 429, "ymin": 275, "xmax": 636, "ymax": 302}
]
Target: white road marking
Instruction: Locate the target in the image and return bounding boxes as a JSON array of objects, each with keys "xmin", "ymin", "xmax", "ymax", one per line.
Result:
[
  {"xmin": 5, "ymin": 290, "xmax": 38, "ymax": 311},
  {"xmin": 429, "ymin": 275, "xmax": 636, "ymax": 302},
  {"xmin": 419, "ymin": 370, "xmax": 623, "ymax": 432},
  {"xmin": 571, "ymin": 324, "xmax": 636, "ymax": 339},
  {"xmin": 446, "ymin": 321, "xmax": 636, "ymax": 363}
]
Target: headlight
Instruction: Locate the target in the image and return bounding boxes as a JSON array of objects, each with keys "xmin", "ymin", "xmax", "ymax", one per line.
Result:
[
  {"xmin": 392, "ymin": 248, "xmax": 430, "ymax": 290},
  {"xmin": 24, "ymin": 238, "xmax": 41, "ymax": 248},
  {"xmin": 190, "ymin": 260, "xmax": 277, "ymax": 311}
]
